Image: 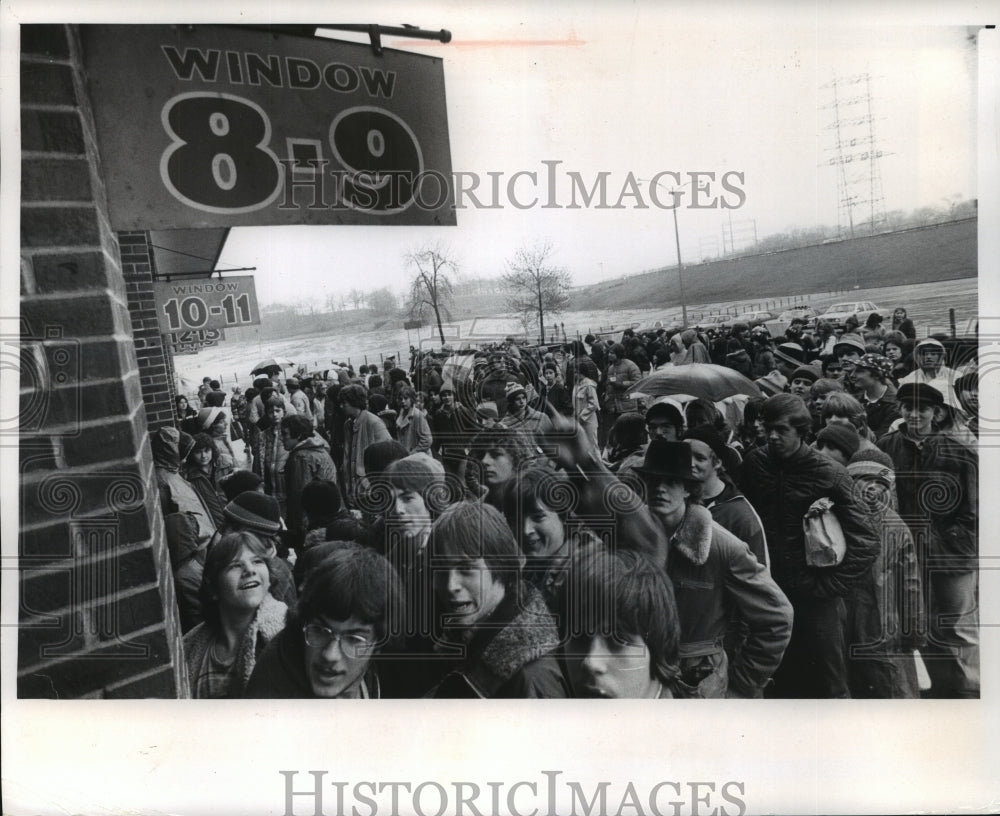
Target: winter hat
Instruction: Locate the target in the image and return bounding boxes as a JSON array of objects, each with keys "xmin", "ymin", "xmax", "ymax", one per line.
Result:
[
  {"xmin": 854, "ymin": 353, "xmax": 893, "ymax": 381},
  {"xmin": 223, "ymin": 491, "xmax": 283, "ymax": 533},
  {"xmin": 197, "ymin": 406, "xmax": 225, "ymax": 430},
  {"xmin": 504, "ymin": 380, "xmax": 527, "ymax": 400},
  {"xmin": 220, "ymin": 470, "xmax": 263, "ymax": 502},
  {"xmin": 645, "ymin": 400, "xmax": 685, "ymax": 429},
  {"xmin": 476, "ymin": 401, "xmax": 500, "ymax": 422},
  {"xmin": 846, "ymin": 447, "xmax": 895, "ymax": 486},
  {"xmin": 954, "ymin": 368, "xmax": 978, "ymax": 393},
  {"xmin": 682, "ymin": 427, "xmax": 741, "ymax": 473},
  {"xmin": 363, "ymin": 439, "xmax": 409, "ymax": 476},
  {"xmin": 789, "ymin": 365, "xmax": 820, "ymax": 384},
  {"xmin": 755, "ymin": 370, "xmax": 788, "ymax": 397},
  {"xmin": 774, "ymin": 342, "xmax": 805, "ymax": 367},
  {"xmin": 896, "ymin": 382, "xmax": 944, "ymax": 407},
  {"xmin": 832, "ymin": 334, "xmax": 866, "ymax": 356},
  {"xmin": 634, "ymin": 439, "xmax": 693, "ymax": 481},
  {"xmin": 816, "ymin": 423, "xmax": 861, "ymax": 460}
]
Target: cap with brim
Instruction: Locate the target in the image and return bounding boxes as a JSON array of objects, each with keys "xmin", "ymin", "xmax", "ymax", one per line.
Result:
[
  {"xmin": 682, "ymin": 427, "xmax": 741, "ymax": 473},
  {"xmin": 833, "ymin": 334, "xmax": 867, "ymax": 355},
  {"xmin": 896, "ymin": 382, "xmax": 944, "ymax": 406},
  {"xmin": 634, "ymin": 439, "xmax": 693, "ymax": 481},
  {"xmin": 774, "ymin": 343, "xmax": 805, "ymax": 367},
  {"xmin": 755, "ymin": 370, "xmax": 788, "ymax": 396},
  {"xmin": 854, "ymin": 353, "xmax": 893, "ymax": 381}
]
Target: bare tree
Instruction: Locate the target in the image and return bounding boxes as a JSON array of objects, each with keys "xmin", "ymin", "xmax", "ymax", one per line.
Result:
[
  {"xmin": 503, "ymin": 241, "xmax": 572, "ymax": 344},
  {"xmin": 348, "ymin": 288, "xmax": 365, "ymax": 310},
  {"xmin": 405, "ymin": 245, "xmax": 456, "ymax": 345}
]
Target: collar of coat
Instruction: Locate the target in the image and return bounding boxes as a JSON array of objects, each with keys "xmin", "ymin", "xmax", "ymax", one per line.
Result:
[
  {"xmin": 437, "ymin": 583, "xmax": 560, "ymax": 697},
  {"xmin": 669, "ymin": 504, "xmax": 714, "ymax": 566},
  {"xmin": 184, "ymin": 593, "xmax": 288, "ymax": 696}
]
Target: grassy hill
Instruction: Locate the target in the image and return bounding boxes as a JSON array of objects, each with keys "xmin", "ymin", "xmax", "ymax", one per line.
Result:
[{"xmin": 569, "ymin": 217, "xmax": 976, "ymax": 311}]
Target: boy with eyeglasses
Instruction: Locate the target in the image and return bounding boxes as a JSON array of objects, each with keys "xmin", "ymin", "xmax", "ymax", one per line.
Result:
[{"xmin": 244, "ymin": 543, "xmax": 402, "ymax": 698}]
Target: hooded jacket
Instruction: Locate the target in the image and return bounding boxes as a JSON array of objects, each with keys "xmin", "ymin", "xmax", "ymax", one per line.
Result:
[
  {"xmin": 740, "ymin": 442, "xmax": 880, "ymax": 601},
  {"xmin": 666, "ymin": 505, "xmax": 793, "ymax": 697},
  {"xmin": 152, "ymin": 428, "xmax": 216, "ymax": 545},
  {"xmin": 284, "ymin": 434, "xmax": 338, "ymax": 539}
]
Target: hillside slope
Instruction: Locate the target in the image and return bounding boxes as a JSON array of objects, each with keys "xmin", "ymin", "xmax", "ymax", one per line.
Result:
[{"xmin": 569, "ymin": 218, "xmax": 976, "ymax": 311}]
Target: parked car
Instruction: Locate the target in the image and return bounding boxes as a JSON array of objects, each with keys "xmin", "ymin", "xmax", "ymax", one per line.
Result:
[
  {"xmin": 817, "ymin": 301, "xmax": 883, "ymax": 327},
  {"xmin": 694, "ymin": 314, "xmax": 731, "ymax": 331},
  {"xmin": 777, "ymin": 306, "xmax": 817, "ymax": 323},
  {"xmin": 736, "ymin": 310, "xmax": 774, "ymax": 327}
]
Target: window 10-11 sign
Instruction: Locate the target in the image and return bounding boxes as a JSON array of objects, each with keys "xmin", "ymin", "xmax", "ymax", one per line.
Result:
[
  {"xmin": 80, "ymin": 25, "xmax": 455, "ymax": 230},
  {"xmin": 153, "ymin": 276, "xmax": 260, "ymax": 334}
]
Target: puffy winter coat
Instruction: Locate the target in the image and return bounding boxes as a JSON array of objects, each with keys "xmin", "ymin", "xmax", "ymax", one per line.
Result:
[
  {"xmin": 877, "ymin": 426, "xmax": 977, "ymax": 569},
  {"xmin": 740, "ymin": 442, "xmax": 880, "ymax": 600}
]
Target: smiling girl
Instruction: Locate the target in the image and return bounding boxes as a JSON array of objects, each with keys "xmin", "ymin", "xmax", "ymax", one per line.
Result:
[{"xmin": 183, "ymin": 531, "xmax": 288, "ymax": 698}]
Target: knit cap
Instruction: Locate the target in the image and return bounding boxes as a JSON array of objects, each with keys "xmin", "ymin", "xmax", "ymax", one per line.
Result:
[
  {"xmin": 223, "ymin": 491, "xmax": 283, "ymax": 533},
  {"xmin": 816, "ymin": 423, "xmax": 861, "ymax": 460},
  {"xmin": 846, "ymin": 448, "xmax": 896, "ymax": 486}
]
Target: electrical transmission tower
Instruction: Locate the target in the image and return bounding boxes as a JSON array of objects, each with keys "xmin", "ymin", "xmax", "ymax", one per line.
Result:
[{"xmin": 821, "ymin": 72, "xmax": 889, "ymax": 238}]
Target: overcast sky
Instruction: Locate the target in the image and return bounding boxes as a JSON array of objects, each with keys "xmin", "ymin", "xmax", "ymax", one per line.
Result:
[{"xmin": 206, "ymin": 3, "xmax": 980, "ymax": 306}]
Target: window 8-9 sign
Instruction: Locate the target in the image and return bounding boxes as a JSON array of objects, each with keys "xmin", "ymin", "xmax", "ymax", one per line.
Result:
[{"xmin": 152, "ymin": 276, "xmax": 260, "ymax": 335}]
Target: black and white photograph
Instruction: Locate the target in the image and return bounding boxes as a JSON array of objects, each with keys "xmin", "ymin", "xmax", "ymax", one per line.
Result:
[{"xmin": 3, "ymin": 1, "xmax": 998, "ymax": 813}]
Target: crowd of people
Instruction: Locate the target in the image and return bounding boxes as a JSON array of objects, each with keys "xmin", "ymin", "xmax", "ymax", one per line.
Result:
[{"xmin": 155, "ymin": 305, "xmax": 979, "ymax": 699}]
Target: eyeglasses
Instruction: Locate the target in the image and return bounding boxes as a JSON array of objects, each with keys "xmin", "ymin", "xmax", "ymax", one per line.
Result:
[{"xmin": 302, "ymin": 624, "xmax": 373, "ymax": 657}]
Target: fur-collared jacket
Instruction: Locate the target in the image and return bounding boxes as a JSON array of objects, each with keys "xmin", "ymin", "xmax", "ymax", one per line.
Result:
[
  {"xmin": 666, "ymin": 504, "xmax": 793, "ymax": 697},
  {"xmin": 430, "ymin": 583, "xmax": 569, "ymax": 699},
  {"xmin": 183, "ymin": 594, "xmax": 288, "ymax": 698}
]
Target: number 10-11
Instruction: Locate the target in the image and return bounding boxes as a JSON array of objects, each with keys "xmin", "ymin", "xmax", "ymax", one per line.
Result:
[{"xmin": 163, "ymin": 293, "xmax": 252, "ymax": 330}]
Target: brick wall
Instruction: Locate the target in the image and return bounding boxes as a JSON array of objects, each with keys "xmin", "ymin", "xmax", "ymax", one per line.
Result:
[
  {"xmin": 120, "ymin": 231, "xmax": 178, "ymax": 431},
  {"xmin": 18, "ymin": 24, "xmax": 187, "ymax": 698}
]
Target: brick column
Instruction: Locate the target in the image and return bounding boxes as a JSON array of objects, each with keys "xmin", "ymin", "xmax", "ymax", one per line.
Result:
[
  {"xmin": 18, "ymin": 24, "xmax": 187, "ymax": 698},
  {"xmin": 120, "ymin": 230, "xmax": 178, "ymax": 431}
]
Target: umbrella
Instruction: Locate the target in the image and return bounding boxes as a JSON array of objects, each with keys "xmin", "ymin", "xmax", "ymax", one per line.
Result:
[
  {"xmin": 251, "ymin": 357, "xmax": 295, "ymax": 375},
  {"xmin": 628, "ymin": 363, "xmax": 763, "ymax": 402}
]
